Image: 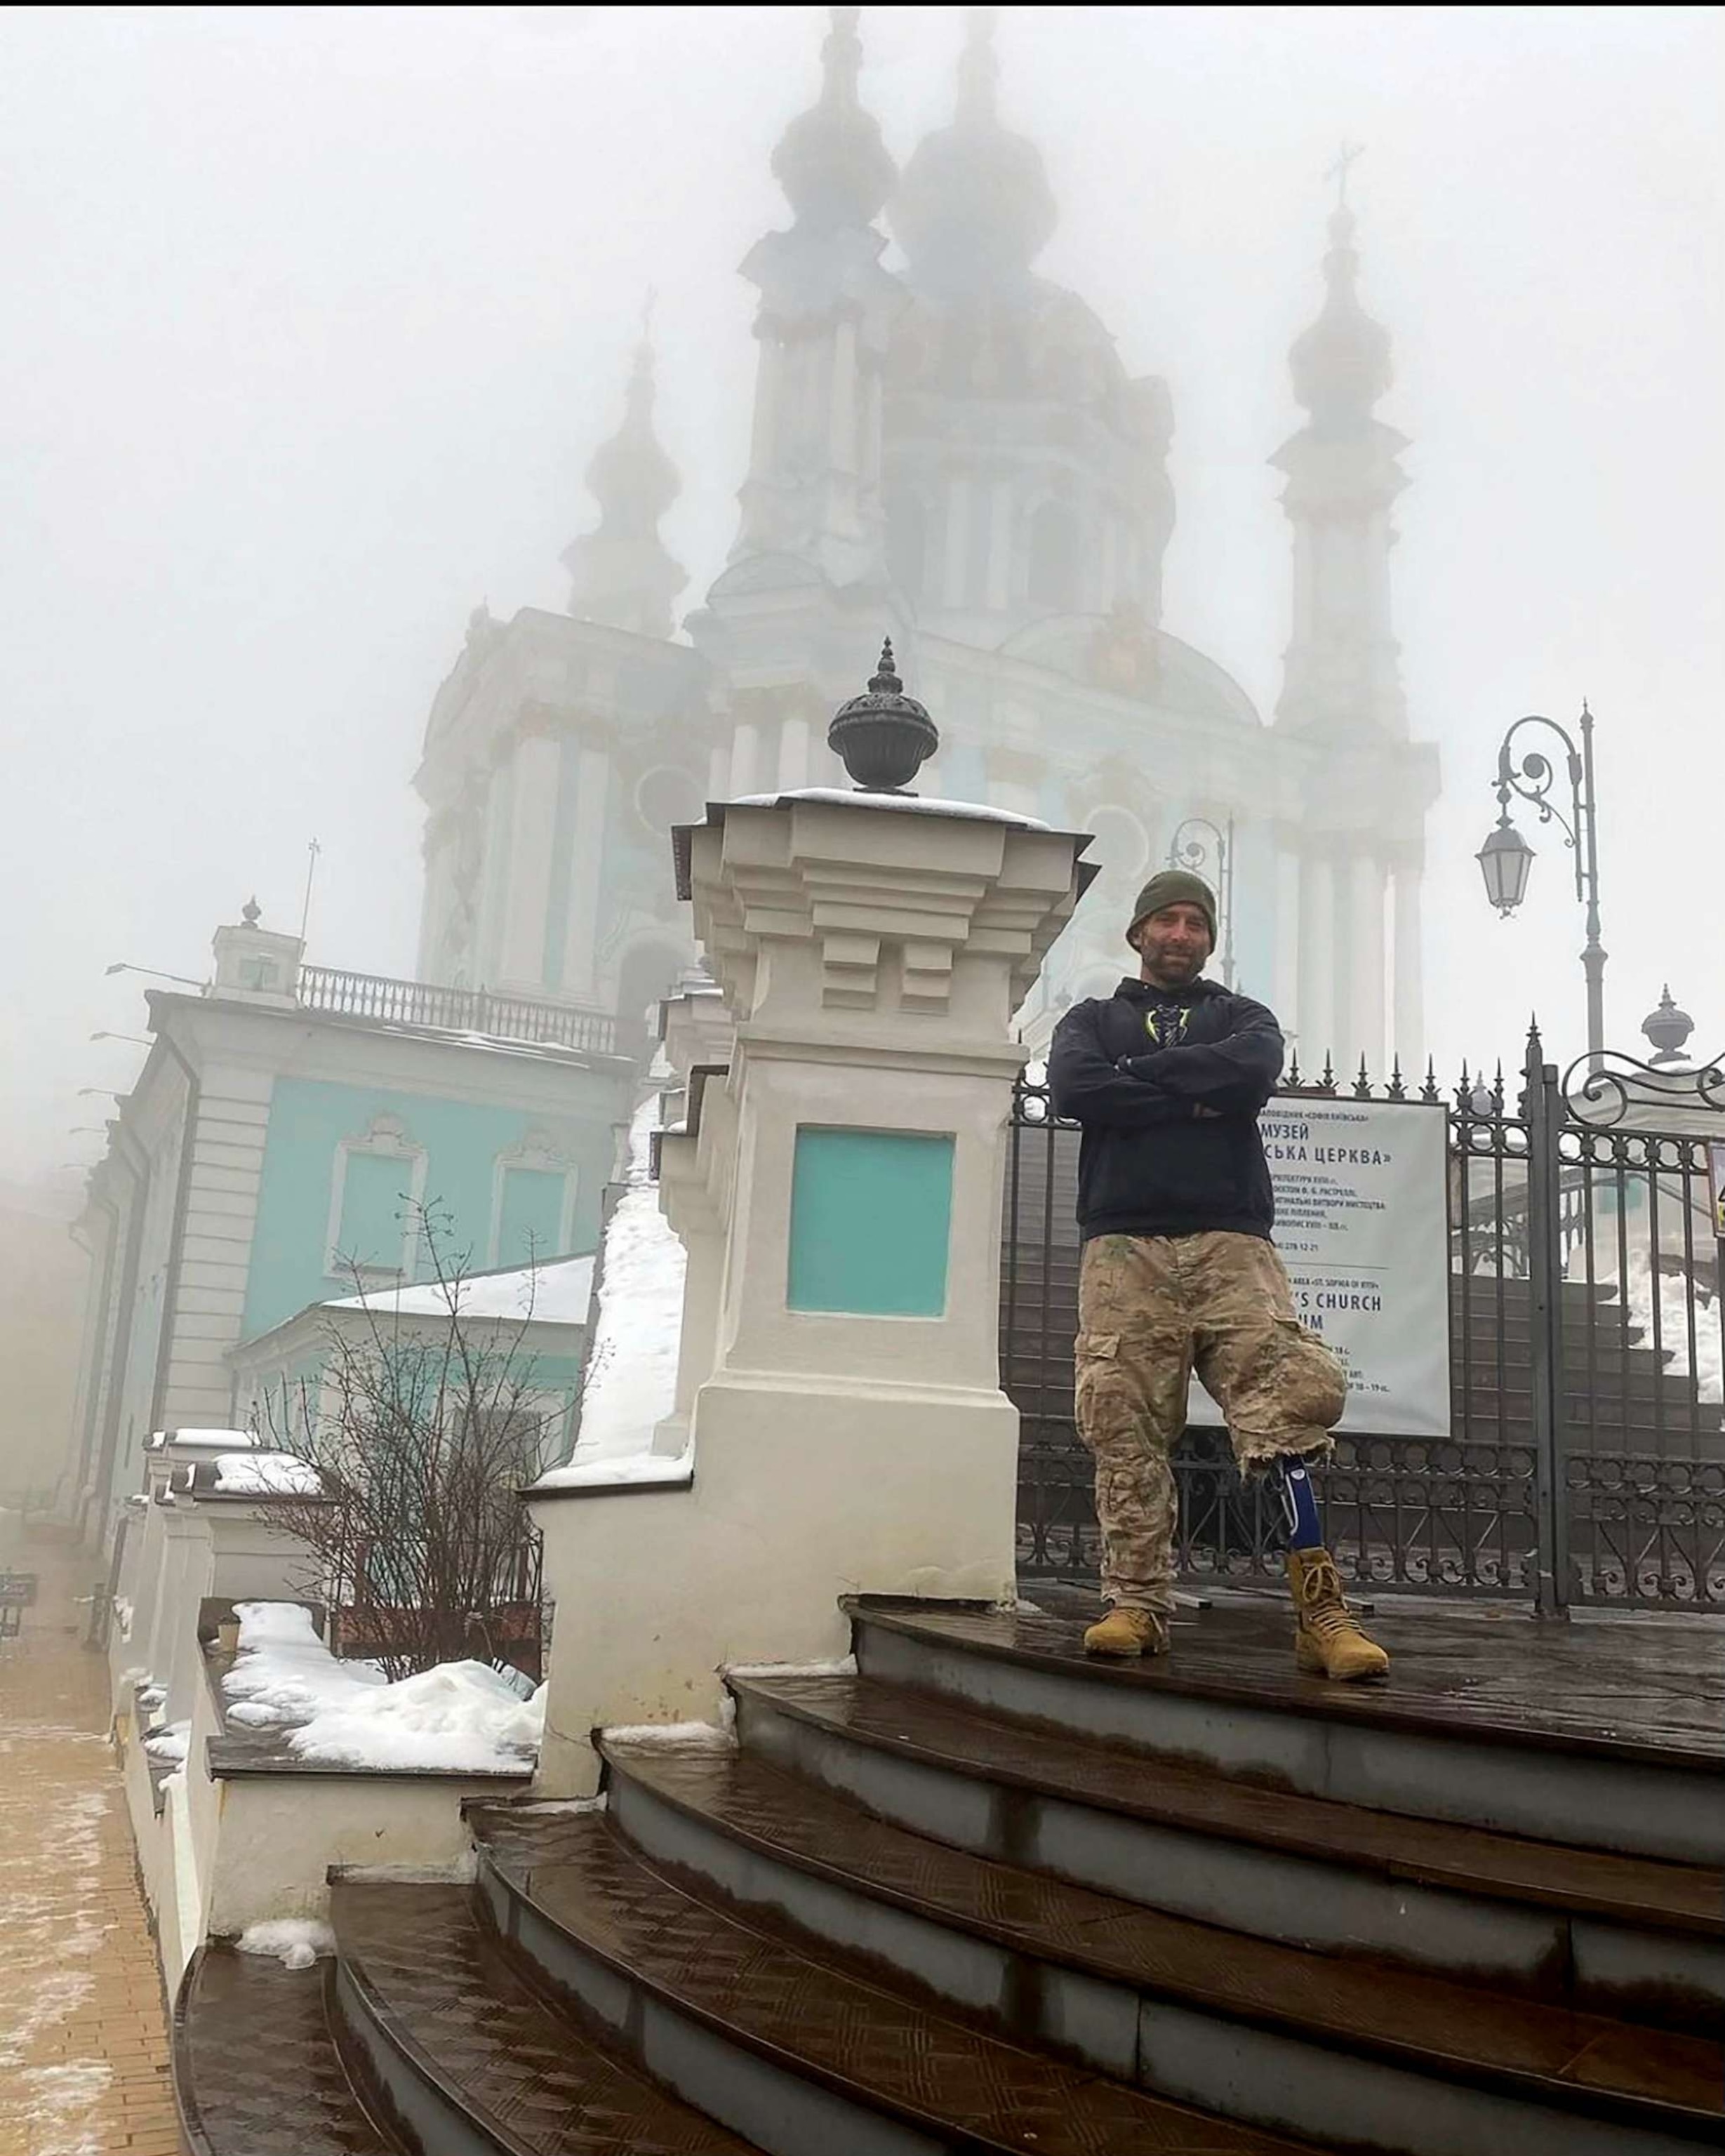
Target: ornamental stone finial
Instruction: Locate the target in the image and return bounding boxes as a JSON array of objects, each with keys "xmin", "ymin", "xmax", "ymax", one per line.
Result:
[
  {"xmin": 827, "ymin": 639, "xmax": 939, "ymax": 792},
  {"xmin": 1643, "ymin": 983, "xmax": 1695, "ymax": 1066}
]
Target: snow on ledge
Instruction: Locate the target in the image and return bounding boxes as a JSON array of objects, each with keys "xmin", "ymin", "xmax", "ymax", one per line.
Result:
[
  {"xmin": 722, "ymin": 1655, "xmax": 858, "ymax": 1679},
  {"xmin": 532, "ymin": 1449, "xmax": 692, "ymax": 1494},
  {"xmin": 730, "ymin": 787, "xmax": 1049, "ymax": 830},
  {"xmin": 147, "ymin": 1426, "xmax": 259, "ymax": 1452},
  {"xmin": 213, "ymin": 1451, "xmax": 323, "ymax": 1497},
  {"xmin": 601, "ymin": 1720, "xmax": 735, "ymax": 1750},
  {"xmin": 223, "ymin": 1602, "xmax": 542, "ymax": 1773}
]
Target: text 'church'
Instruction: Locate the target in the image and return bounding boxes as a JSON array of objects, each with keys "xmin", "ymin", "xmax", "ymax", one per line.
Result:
[{"xmin": 412, "ymin": 7, "xmax": 1439, "ymax": 1070}]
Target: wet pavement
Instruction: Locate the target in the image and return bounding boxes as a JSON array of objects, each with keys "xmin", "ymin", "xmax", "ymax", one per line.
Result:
[{"xmin": 0, "ymin": 1522, "xmax": 180, "ymax": 2156}]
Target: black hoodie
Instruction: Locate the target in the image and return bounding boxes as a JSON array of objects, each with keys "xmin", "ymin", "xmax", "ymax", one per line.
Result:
[{"xmin": 1046, "ymin": 977, "xmax": 1285, "ymax": 1242}]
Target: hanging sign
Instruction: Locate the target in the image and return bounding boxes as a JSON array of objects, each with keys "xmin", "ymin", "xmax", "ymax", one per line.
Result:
[{"xmin": 1191, "ymin": 1097, "xmax": 1452, "ymax": 1439}]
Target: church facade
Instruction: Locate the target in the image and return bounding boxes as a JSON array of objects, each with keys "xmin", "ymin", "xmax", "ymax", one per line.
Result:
[{"xmin": 413, "ymin": 8, "xmax": 1439, "ymax": 1072}]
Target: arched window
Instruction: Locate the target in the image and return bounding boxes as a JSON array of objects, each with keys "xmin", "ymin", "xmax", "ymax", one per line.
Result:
[{"xmin": 1027, "ymin": 500, "xmax": 1079, "ymax": 612}]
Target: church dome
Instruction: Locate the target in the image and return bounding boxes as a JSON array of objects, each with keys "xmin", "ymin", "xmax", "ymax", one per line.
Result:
[
  {"xmin": 582, "ymin": 340, "xmax": 678, "ymax": 540},
  {"xmin": 771, "ymin": 6, "xmax": 896, "ymax": 232},
  {"xmin": 889, "ymin": 11, "xmax": 1056, "ymax": 298},
  {"xmin": 1288, "ymin": 207, "xmax": 1392, "ymax": 435}
]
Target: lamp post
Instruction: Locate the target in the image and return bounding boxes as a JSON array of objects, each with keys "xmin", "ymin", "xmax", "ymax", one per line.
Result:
[
  {"xmin": 1477, "ymin": 705, "xmax": 1604, "ymax": 1065},
  {"xmin": 104, "ymin": 961, "xmax": 206, "ymax": 990},
  {"xmin": 1167, "ymin": 815, "xmax": 1235, "ymax": 988}
]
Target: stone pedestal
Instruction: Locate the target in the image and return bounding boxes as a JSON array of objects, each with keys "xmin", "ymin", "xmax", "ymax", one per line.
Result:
[{"xmin": 531, "ymin": 792, "xmax": 1090, "ymax": 1792}]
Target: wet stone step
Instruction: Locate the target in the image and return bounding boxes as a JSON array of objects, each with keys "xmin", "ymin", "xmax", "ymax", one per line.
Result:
[
  {"xmin": 173, "ymin": 1941, "xmax": 397, "ymax": 2156},
  {"xmin": 725, "ymin": 1668, "xmax": 1724, "ymax": 2019},
  {"xmin": 477, "ymin": 1809, "xmax": 1331, "ymax": 2156},
  {"xmin": 328, "ymin": 1877, "xmax": 760, "ymax": 2155},
  {"xmin": 600, "ymin": 1741, "xmax": 1724, "ymax": 2148}
]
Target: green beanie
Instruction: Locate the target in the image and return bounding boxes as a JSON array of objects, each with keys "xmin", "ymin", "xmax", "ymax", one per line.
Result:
[{"xmin": 1127, "ymin": 868, "xmax": 1217, "ymax": 950}]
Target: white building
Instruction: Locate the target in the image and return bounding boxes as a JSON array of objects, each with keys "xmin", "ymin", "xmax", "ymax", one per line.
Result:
[{"xmin": 413, "ymin": 8, "xmax": 1439, "ymax": 1072}]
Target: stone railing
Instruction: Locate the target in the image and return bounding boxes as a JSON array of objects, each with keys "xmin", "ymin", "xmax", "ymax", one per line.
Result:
[{"xmin": 297, "ymin": 966, "xmax": 619, "ymax": 1056}]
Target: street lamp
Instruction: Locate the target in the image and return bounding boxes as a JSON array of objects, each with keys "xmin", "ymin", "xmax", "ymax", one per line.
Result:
[
  {"xmin": 1167, "ymin": 815, "xmax": 1235, "ymax": 989},
  {"xmin": 105, "ymin": 962, "xmax": 206, "ymax": 990},
  {"xmin": 1477, "ymin": 705, "xmax": 1605, "ymax": 1064}
]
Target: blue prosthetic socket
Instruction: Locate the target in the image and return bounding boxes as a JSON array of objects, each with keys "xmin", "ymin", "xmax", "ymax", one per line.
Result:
[{"xmin": 1267, "ymin": 1454, "xmax": 1324, "ymax": 1551}]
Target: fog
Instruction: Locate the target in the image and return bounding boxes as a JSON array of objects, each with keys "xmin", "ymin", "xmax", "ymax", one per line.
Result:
[{"xmin": 3, "ymin": 4, "xmax": 1719, "ymax": 1193}]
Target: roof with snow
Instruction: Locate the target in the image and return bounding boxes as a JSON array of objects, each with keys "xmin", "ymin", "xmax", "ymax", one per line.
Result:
[{"xmin": 322, "ymin": 1252, "xmax": 594, "ymax": 1325}]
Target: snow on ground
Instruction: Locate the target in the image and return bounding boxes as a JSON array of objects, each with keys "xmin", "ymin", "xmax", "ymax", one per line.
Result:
[
  {"xmin": 222, "ymin": 1602, "xmax": 542, "ymax": 1771},
  {"xmin": 324, "ymin": 1251, "xmax": 595, "ymax": 1325},
  {"xmin": 1617, "ymin": 1256, "xmax": 1724, "ymax": 1409},
  {"xmin": 236, "ymin": 1917, "xmax": 335, "ymax": 1970},
  {"xmin": 536, "ymin": 1093, "xmax": 686, "ymax": 1484},
  {"xmin": 212, "ymin": 1451, "xmax": 322, "ymax": 1496}
]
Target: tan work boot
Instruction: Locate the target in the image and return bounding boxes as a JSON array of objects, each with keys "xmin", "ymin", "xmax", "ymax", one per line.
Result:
[
  {"xmin": 1287, "ymin": 1549, "xmax": 1390, "ymax": 1682},
  {"xmin": 1083, "ymin": 1605, "xmax": 1169, "ymax": 1658}
]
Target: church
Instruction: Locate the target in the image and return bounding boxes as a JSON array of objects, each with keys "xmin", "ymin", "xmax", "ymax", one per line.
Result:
[{"xmin": 412, "ymin": 6, "xmax": 1438, "ymax": 1072}]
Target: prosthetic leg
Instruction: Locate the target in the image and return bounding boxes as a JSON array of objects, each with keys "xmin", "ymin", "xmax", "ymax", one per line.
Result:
[{"xmin": 1265, "ymin": 1455, "xmax": 1390, "ymax": 1682}]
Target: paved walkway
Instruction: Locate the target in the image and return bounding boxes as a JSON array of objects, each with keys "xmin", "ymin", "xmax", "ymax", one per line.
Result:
[{"xmin": 0, "ymin": 1522, "xmax": 181, "ymax": 2156}]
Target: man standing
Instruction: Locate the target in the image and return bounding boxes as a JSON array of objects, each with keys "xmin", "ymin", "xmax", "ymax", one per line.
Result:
[{"xmin": 1047, "ymin": 869, "xmax": 1388, "ymax": 1680}]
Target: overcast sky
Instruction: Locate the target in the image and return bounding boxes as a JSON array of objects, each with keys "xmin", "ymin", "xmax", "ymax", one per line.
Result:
[{"xmin": 3, "ymin": 4, "xmax": 1719, "ymax": 1188}]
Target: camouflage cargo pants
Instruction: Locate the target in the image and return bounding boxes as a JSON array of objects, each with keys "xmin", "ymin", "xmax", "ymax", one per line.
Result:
[{"xmin": 1074, "ymin": 1230, "xmax": 1348, "ymax": 1613}]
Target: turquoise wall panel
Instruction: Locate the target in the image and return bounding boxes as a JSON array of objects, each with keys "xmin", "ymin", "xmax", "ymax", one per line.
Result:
[
  {"xmin": 787, "ymin": 1127, "xmax": 954, "ymax": 1317},
  {"xmin": 243, "ymin": 1077, "xmax": 616, "ymax": 1341}
]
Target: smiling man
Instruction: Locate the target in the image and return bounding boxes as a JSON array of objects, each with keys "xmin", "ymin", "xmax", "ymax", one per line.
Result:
[{"xmin": 1046, "ymin": 868, "xmax": 1388, "ymax": 1680}]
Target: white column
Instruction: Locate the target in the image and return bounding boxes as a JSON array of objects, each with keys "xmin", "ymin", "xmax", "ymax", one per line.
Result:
[
  {"xmin": 1348, "ymin": 855, "xmax": 1387, "ymax": 1080},
  {"xmin": 1392, "ymin": 862, "xmax": 1425, "ymax": 1074},
  {"xmin": 729, "ymin": 722, "xmax": 760, "ymax": 799},
  {"xmin": 1298, "ymin": 854, "xmax": 1335, "ymax": 1071},
  {"xmin": 1272, "ymin": 845, "xmax": 1301, "ymax": 1040},
  {"xmin": 985, "ymin": 481, "xmax": 1013, "ymax": 611},
  {"xmin": 943, "ymin": 477, "xmax": 971, "ymax": 608},
  {"xmin": 498, "ymin": 733, "xmax": 561, "ymax": 989},
  {"xmin": 564, "ymin": 747, "xmax": 611, "ymax": 1002},
  {"xmin": 777, "ymin": 717, "xmax": 811, "ymax": 792}
]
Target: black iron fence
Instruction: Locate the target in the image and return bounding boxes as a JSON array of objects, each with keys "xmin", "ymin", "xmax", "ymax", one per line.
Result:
[
  {"xmin": 298, "ymin": 965, "xmax": 619, "ymax": 1058},
  {"xmin": 1006, "ymin": 1029, "xmax": 1725, "ymax": 1611}
]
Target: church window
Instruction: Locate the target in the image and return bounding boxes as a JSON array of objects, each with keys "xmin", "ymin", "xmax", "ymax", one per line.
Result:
[
  {"xmin": 633, "ymin": 766, "xmax": 703, "ymax": 837},
  {"xmin": 494, "ymin": 1166, "xmax": 569, "ymax": 1268},
  {"xmin": 1027, "ymin": 500, "xmax": 1079, "ymax": 611},
  {"xmin": 325, "ymin": 1114, "xmax": 424, "ymax": 1282}
]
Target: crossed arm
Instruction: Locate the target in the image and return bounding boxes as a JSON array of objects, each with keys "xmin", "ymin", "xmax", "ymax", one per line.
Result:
[{"xmin": 1047, "ymin": 997, "xmax": 1285, "ymax": 1129}]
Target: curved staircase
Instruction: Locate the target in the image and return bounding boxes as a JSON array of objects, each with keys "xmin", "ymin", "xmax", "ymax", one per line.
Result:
[{"xmin": 173, "ymin": 1596, "xmax": 1724, "ymax": 2156}]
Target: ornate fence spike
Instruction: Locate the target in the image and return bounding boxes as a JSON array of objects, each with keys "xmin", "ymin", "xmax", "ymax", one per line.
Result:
[
  {"xmin": 1353, "ymin": 1055, "xmax": 1373, "ymax": 1100},
  {"xmin": 1387, "ymin": 1055, "xmax": 1407, "ymax": 1102},
  {"xmin": 1319, "ymin": 1052, "xmax": 1336, "ymax": 1094},
  {"xmin": 1286, "ymin": 1049, "xmax": 1303, "ymax": 1087},
  {"xmin": 1420, "ymin": 1056, "xmax": 1440, "ymax": 1105},
  {"xmin": 1491, "ymin": 1059, "xmax": 1506, "ymax": 1112}
]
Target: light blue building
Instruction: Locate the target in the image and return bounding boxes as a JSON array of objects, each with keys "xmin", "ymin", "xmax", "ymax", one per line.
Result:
[{"xmin": 67, "ymin": 903, "xmax": 634, "ymax": 1546}]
